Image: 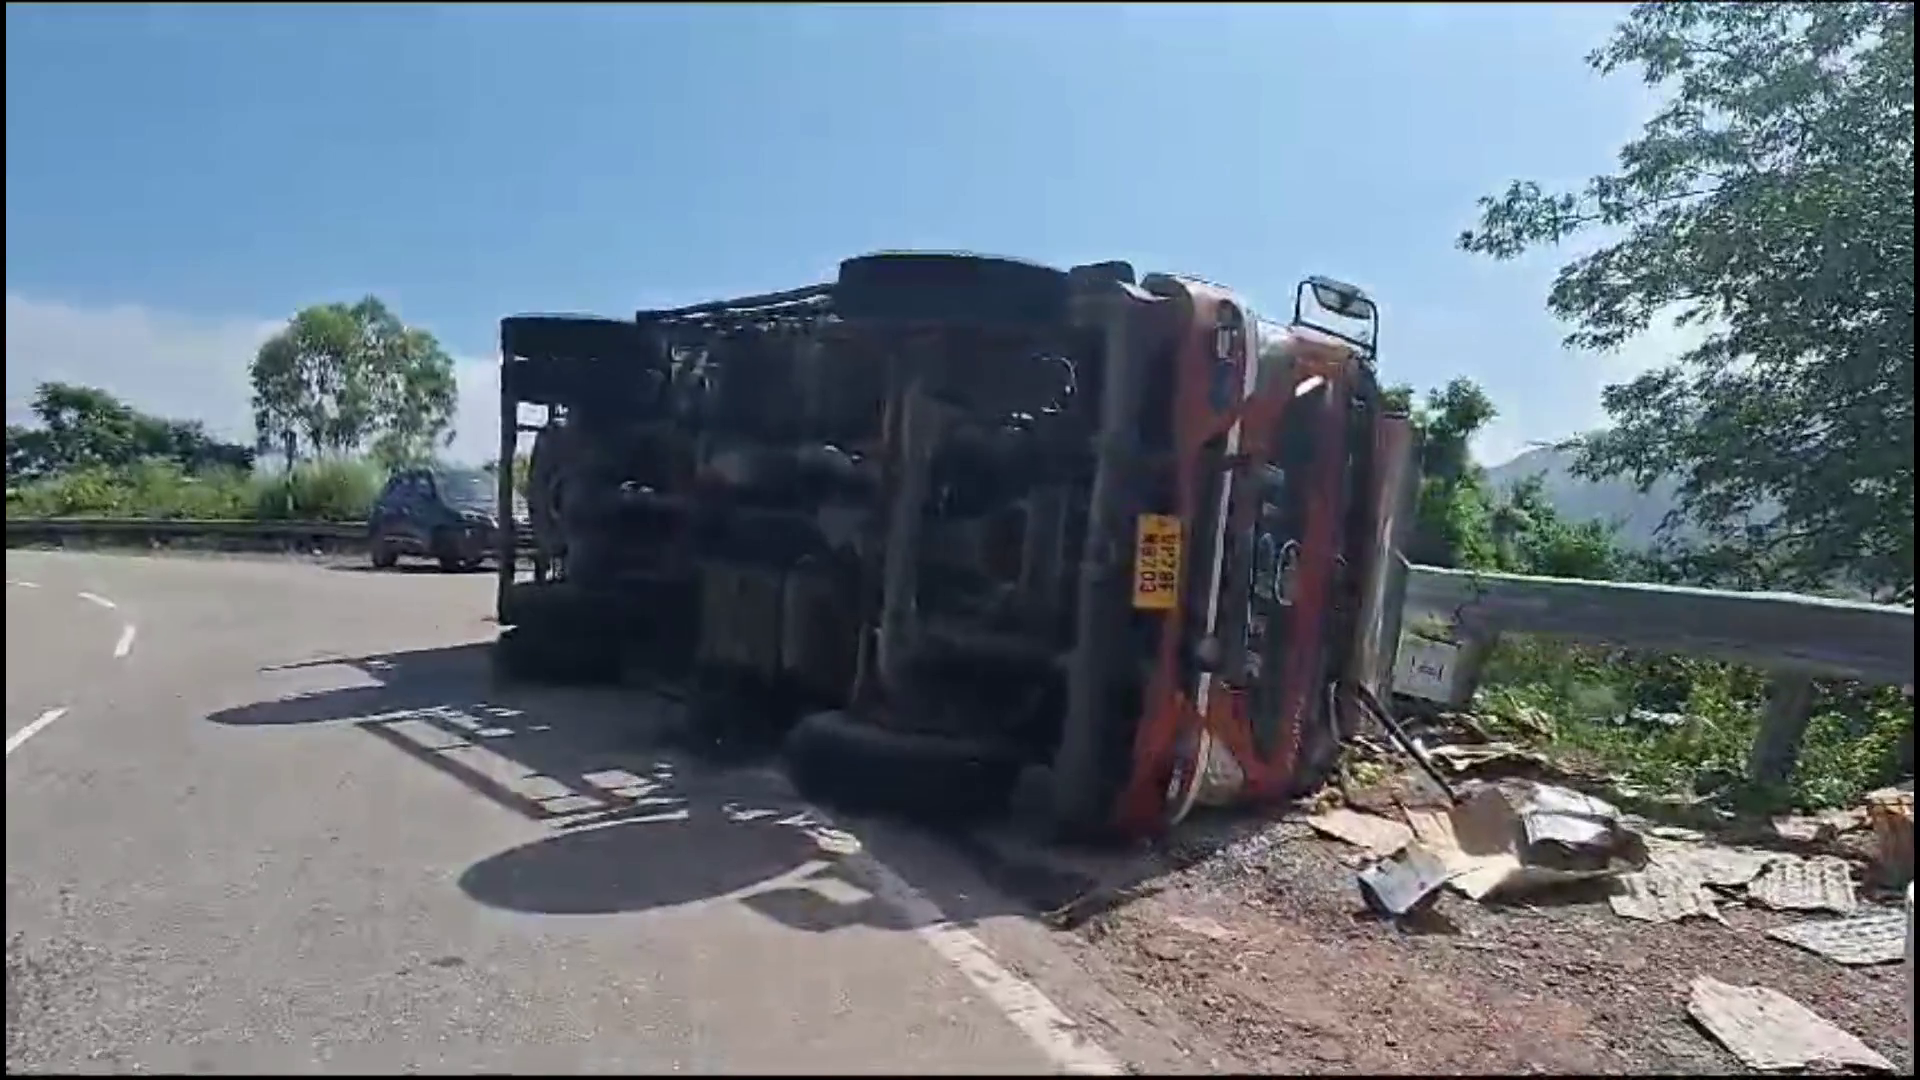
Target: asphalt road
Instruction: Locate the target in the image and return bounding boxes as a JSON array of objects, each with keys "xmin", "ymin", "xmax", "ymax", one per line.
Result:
[{"xmin": 4, "ymin": 551, "xmax": 1194, "ymax": 1075}]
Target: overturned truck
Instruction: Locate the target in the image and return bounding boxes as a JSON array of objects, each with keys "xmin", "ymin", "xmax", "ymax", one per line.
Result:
[{"xmin": 491, "ymin": 252, "xmax": 1418, "ymax": 839}]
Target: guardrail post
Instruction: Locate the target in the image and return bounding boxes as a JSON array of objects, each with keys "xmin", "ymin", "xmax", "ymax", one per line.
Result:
[
  {"xmin": 1451, "ymin": 632, "xmax": 1502, "ymax": 706},
  {"xmin": 1749, "ymin": 672, "xmax": 1817, "ymax": 787}
]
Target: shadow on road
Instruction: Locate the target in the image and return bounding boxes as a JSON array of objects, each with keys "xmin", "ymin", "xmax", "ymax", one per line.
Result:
[
  {"xmin": 326, "ymin": 562, "xmax": 496, "ymax": 576},
  {"xmin": 460, "ymin": 803, "xmax": 919, "ymax": 932},
  {"xmin": 202, "ymin": 642, "xmax": 1037, "ymax": 933}
]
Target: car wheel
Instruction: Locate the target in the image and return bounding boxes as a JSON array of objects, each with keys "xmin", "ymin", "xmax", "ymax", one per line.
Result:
[
  {"xmin": 431, "ymin": 529, "xmax": 468, "ymax": 573},
  {"xmin": 370, "ymin": 531, "xmax": 399, "ymax": 569},
  {"xmin": 782, "ymin": 710, "xmax": 1024, "ymax": 826}
]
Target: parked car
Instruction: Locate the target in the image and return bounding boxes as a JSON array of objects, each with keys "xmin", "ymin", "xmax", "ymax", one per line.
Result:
[{"xmin": 368, "ymin": 466, "xmax": 524, "ymax": 572}]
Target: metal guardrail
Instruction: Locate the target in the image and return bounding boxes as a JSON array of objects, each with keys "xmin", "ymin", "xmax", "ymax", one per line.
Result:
[
  {"xmin": 10, "ymin": 515, "xmax": 1912, "ymax": 781},
  {"xmin": 1405, "ymin": 564, "xmax": 1915, "ymax": 687},
  {"xmin": 4, "ymin": 516, "xmax": 535, "ymax": 553},
  {"xmin": 4, "ymin": 517, "xmax": 368, "ymax": 541},
  {"xmin": 1402, "ymin": 563, "xmax": 1914, "ymax": 784},
  {"xmin": 10, "ymin": 517, "xmax": 1911, "ymax": 682}
]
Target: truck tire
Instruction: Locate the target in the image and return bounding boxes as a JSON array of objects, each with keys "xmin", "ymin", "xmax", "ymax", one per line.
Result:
[
  {"xmin": 490, "ymin": 626, "xmax": 620, "ymax": 686},
  {"xmin": 527, "ymin": 421, "xmax": 577, "ymax": 568},
  {"xmin": 670, "ymin": 666, "xmax": 801, "ymax": 764},
  {"xmin": 834, "ymin": 252, "xmax": 1071, "ymax": 330},
  {"xmin": 782, "ymin": 710, "xmax": 1024, "ymax": 825}
]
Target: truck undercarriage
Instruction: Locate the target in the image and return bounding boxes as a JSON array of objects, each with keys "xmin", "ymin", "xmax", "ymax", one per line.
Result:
[{"xmin": 492, "ymin": 252, "xmax": 1417, "ymax": 841}]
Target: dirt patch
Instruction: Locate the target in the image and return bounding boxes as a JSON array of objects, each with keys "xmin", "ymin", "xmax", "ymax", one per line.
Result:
[{"xmin": 1072, "ymin": 817, "xmax": 1911, "ymax": 1075}]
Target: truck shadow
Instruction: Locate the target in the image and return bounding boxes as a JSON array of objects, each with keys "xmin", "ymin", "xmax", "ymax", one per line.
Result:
[{"xmin": 203, "ymin": 642, "xmax": 1094, "ymax": 933}]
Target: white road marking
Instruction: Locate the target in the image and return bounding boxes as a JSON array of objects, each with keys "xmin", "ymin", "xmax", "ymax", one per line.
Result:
[
  {"xmin": 7, "ymin": 707, "xmax": 69, "ymax": 757},
  {"xmin": 863, "ymin": 855, "xmax": 1124, "ymax": 1075},
  {"xmin": 77, "ymin": 591, "xmax": 117, "ymax": 610},
  {"xmin": 762, "ymin": 781, "xmax": 1124, "ymax": 1076},
  {"xmin": 5, "ymin": 580, "xmax": 40, "ymax": 589},
  {"xmin": 114, "ymin": 623, "xmax": 138, "ymax": 659}
]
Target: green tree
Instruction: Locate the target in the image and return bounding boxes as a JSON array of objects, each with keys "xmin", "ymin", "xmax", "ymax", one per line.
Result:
[
  {"xmin": 250, "ymin": 297, "xmax": 458, "ymax": 462},
  {"xmin": 1459, "ymin": 2, "xmax": 1915, "ymax": 602},
  {"xmin": 5, "ymin": 382, "xmax": 252, "ymax": 482},
  {"xmin": 1495, "ymin": 475, "xmax": 1624, "ymax": 580},
  {"xmin": 1390, "ymin": 377, "xmax": 1502, "ymax": 570}
]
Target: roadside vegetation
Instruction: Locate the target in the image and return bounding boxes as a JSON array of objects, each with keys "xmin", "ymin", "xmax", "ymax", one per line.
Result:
[{"xmin": 1445, "ymin": 0, "xmax": 1914, "ymax": 814}]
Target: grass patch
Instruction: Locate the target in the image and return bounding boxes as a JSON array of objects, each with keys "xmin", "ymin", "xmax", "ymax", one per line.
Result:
[
  {"xmin": 1471, "ymin": 635, "xmax": 1911, "ymax": 813},
  {"xmin": 6, "ymin": 456, "xmax": 383, "ymax": 524},
  {"xmin": 248, "ymin": 458, "xmax": 383, "ymax": 522}
]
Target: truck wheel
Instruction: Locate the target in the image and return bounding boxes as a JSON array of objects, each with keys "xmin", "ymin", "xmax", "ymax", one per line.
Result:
[
  {"xmin": 782, "ymin": 710, "xmax": 1024, "ymax": 825},
  {"xmin": 490, "ymin": 626, "xmax": 620, "ymax": 686},
  {"xmin": 671, "ymin": 667, "xmax": 799, "ymax": 764},
  {"xmin": 834, "ymin": 252, "xmax": 1071, "ymax": 330}
]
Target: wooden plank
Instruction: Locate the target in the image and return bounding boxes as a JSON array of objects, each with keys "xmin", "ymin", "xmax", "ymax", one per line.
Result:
[{"xmin": 1404, "ymin": 564, "xmax": 1914, "ymax": 686}]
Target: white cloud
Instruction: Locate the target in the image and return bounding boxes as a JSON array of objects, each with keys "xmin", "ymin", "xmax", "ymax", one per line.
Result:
[{"xmin": 5, "ymin": 292, "xmax": 501, "ymax": 465}]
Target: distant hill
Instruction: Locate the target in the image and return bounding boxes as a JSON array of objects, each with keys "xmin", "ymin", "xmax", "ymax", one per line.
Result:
[{"xmin": 1483, "ymin": 445, "xmax": 1687, "ymax": 551}]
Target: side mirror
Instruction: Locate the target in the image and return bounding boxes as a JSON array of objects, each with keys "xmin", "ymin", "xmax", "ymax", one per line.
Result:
[
  {"xmin": 1308, "ymin": 277, "xmax": 1375, "ymax": 320},
  {"xmin": 1292, "ymin": 275, "xmax": 1380, "ymax": 357}
]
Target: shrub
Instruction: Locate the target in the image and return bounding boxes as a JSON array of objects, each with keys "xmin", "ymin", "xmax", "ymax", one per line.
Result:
[{"xmin": 248, "ymin": 458, "xmax": 384, "ymax": 522}]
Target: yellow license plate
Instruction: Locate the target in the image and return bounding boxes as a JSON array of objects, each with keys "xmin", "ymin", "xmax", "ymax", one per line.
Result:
[{"xmin": 1131, "ymin": 513, "xmax": 1183, "ymax": 611}]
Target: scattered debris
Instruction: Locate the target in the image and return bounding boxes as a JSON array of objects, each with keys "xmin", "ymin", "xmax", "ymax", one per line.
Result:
[
  {"xmin": 1307, "ymin": 807, "xmax": 1412, "ymax": 857},
  {"xmin": 1686, "ymin": 976, "xmax": 1894, "ymax": 1072},
  {"xmin": 1863, "ymin": 784, "xmax": 1914, "ymax": 886},
  {"xmin": 1771, "ymin": 805, "xmax": 1872, "ymax": 853},
  {"xmin": 1771, "ymin": 815, "xmax": 1831, "ymax": 845},
  {"xmin": 1610, "ymin": 865, "xmax": 1726, "ymax": 925},
  {"xmin": 1516, "ymin": 783, "xmax": 1624, "ymax": 853},
  {"xmin": 1397, "ymin": 782, "xmax": 1645, "ymax": 903},
  {"xmin": 1766, "ymin": 911, "xmax": 1908, "ymax": 967},
  {"xmin": 1748, "ymin": 856, "xmax": 1858, "ymax": 916},
  {"xmin": 1641, "ymin": 835, "xmax": 1777, "ymax": 889},
  {"xmin": 1424, "ymin": 742, "xmax": 1552, "ymax": 779},
  {"xmin": 1356, "ymin": 842, "xmax": 1456, "ymax": 917},
  {"xmin": 1642, "ymin": 823, "xmax": 1707, "ymax": 842}
]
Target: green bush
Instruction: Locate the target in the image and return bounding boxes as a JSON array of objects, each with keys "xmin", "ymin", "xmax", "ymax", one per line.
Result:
[
  {"xmin": 249, "ymin": 458, "xmax": 383, "ymax": 522},
  {"xmin": 1475, "ymin": 635, "xmax": 1908, "ymax": 812},
  {"xmin": 3, "ymin": 459, "xmax": 253, "ymax": 519},
  {"xmin": 5, "ymin": 456, "xmax": 384, "ymax": 523}
]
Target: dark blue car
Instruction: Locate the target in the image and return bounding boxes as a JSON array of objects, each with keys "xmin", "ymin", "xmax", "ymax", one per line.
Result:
[{"xmin": 368, "ymin": 466, "xmax": 522, "ymax": 572}]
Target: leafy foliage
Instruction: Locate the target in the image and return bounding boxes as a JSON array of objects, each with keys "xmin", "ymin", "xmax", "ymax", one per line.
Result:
[
  {"xmin": 248, "ymin": 458, "xmax": 385, "ymax": 522},
  {"xmin": 6, "ymin": 382, "xmax": 253, "ymax": 484},
  {"xmin": 1460, "ymin": 1, "xmax": 1915, "ymax": 603},
  {"xmin": 1383, "ymin": 370, "xmax": 1902, "ymax": 812},
  {"xmin": 6, "ymin": 456, "xmax": 381, "ymax": 523},
  {"xmin": 1477, "ymin": 637, "xmax": 1910, "ymax": 811},
  {"xmin": 1389, "ymin": 376, "xmax": 1624, "ymax": 580},
  {"xmin": 250, "ymin": 297, "xmax": 458, "ymax": 463}
]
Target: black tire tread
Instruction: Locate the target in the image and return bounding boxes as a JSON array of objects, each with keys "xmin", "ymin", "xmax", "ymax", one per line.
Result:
[
  {"xmin": 834, "ymin": 252, "xmax": 1070, "ymax": 329},
  {"xmin": 782, "ymin": 710, "xmax": 1023, "ymax": 825}
]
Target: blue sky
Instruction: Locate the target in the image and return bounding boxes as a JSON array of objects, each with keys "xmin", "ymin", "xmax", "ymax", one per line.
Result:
[{"xmin": 5, "ymin": 2, "xmax": 1678, "ymax": 467}]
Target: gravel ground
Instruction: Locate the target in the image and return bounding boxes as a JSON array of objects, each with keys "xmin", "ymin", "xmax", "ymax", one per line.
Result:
[{"xmin": 1072, "ymin": 811, "xmax": 1913, "ymax": 1075}]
